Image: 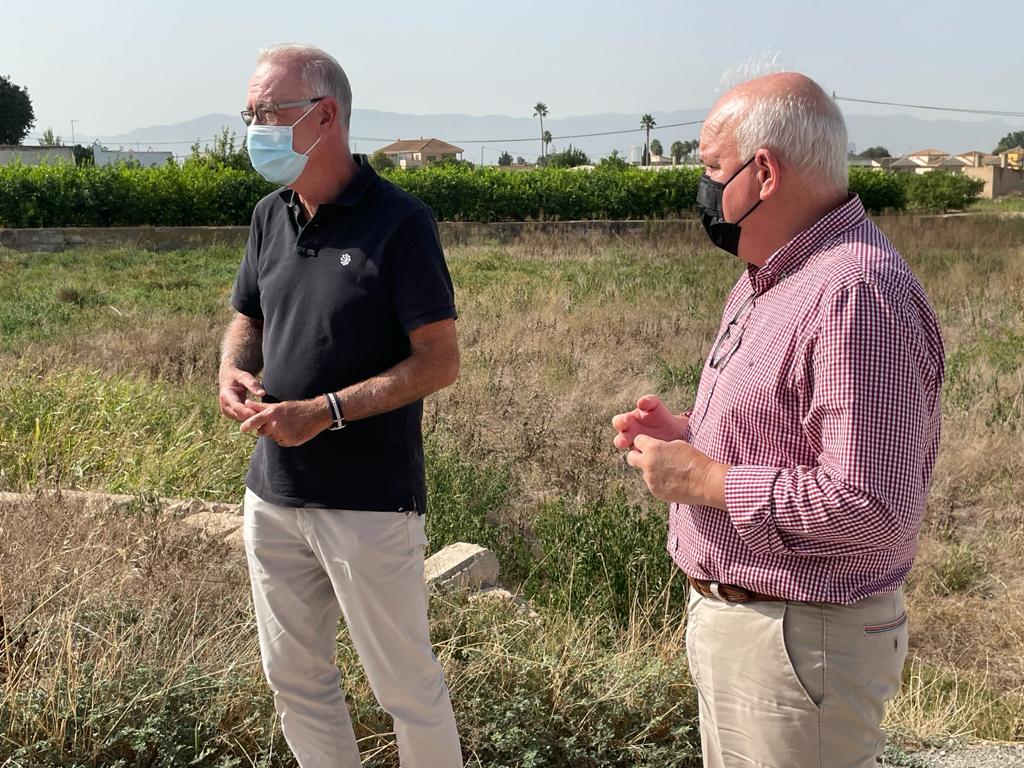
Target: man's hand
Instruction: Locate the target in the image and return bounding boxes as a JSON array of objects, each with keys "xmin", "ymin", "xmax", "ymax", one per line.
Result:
[
  {"xmin": 218, "ymin": 365, "xmax": 266, "ymax": 422},
  {"xmin": 612, "ymin": 395, "xmax": 689, "ymax": 450},
  {"xmin": 625, "ymin": 434, "xmax": 729, "ymax": 510},
  {"xmin": 239, "ymin": 398, "xmax": 332, "ymax": 448}
]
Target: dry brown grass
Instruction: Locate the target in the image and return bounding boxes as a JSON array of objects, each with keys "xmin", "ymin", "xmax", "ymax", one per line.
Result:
[{"xmin": 0, "ymin": 494, "xmax": 699, "ymax": 766}]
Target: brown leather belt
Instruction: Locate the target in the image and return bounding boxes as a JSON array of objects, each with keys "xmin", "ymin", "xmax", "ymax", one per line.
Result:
[{"xmin": 687, "ymin": 575, "xmax": 783, "ymax": 603}]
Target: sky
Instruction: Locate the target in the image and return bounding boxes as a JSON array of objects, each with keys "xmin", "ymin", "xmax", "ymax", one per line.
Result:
[{"xmin": 5, "ymin": 0, "xmax": 1023, "ymax": 143}]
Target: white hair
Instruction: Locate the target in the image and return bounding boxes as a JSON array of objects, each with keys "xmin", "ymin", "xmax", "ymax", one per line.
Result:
[
  {"xmin": 719, "ymin": 51, "xmax": 783, "ymax": 92},
  {"xmin": 716, "ymin": 64, "xmax": 849, "ymax": 191},
  {"xmin": 257, "ymin": 43, "xmax": 352, "ymax": 128}
]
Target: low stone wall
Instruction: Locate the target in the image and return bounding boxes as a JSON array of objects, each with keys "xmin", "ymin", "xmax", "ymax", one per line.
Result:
[
  {"xmin": 0, "ymin": 226, "xmax": 250, "ymax": 253},
  {"xmin": 0, "ymin": 220, "xmax": 703, "ymax": 253},
  {"xmin": 438, "ymin": 219, "xmax": 703, "ymax": 245},
  {"xmin": 2, "ymin": 214, "xmax": 1019, "ymax": 254}
]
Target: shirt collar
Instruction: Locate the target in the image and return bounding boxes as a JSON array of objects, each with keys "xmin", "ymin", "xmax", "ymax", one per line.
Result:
[
  {"xmin": 747, "ymin": 194, "xmax": 867, "ymax": 293},
  {"xmin": 278, "ymin": 153, "xmax": 379, "ymax": 213}
]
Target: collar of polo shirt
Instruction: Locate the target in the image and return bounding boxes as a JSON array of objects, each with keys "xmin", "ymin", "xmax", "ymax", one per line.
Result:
[{"xmin": 278, "ymin": 154, "xmax": 379, "ymax": 214}]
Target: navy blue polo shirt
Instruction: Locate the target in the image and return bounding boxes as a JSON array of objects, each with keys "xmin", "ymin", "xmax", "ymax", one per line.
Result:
[{"xmin": 230, "ymin": 155, "xmax": 457, "ymax": 513}]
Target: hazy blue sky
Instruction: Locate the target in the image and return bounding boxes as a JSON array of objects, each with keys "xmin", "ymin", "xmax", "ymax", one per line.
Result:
[{"xmin": 6, "ymin": 0, "xmax": 1022, "ymax": 142}]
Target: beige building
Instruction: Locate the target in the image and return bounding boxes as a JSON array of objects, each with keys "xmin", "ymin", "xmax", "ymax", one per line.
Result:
[
  {"xmin": 854, "ymin": 145, "xmax": 1023, "ymax": 198},
  {"xmin": 952, "ymin": 147, "xmax": 1024, "ymax": 198},
  {"xmin": 890, "ymin": 148, "xmax": 965, "ymax": 175},
  {"xmin": 376, "ymin": 138, "xmax": 464, "ymax": 169},
  {"xmin": 955, "ymin": 150, "xmax": 999, "ymax": 168}
]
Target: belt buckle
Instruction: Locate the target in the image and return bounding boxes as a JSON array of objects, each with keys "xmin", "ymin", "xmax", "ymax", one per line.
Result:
[{"xmin": 711, "ymin": 581, "xmax": 752, "ymax": 603}]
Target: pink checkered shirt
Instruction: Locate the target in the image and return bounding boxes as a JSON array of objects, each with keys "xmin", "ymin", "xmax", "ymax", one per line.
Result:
[{"xmin": 668, "ymin": 195, "xmax": 944, "ymax": 604}]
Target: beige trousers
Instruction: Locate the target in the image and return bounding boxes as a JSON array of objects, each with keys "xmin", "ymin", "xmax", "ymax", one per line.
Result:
[
  {"xmin": 685, "ymin": 587, "xmax": 908, "ymax": 768},
  {"xmin": 243, "ymin": 488, "xmax": 463, "ymax": 768}
]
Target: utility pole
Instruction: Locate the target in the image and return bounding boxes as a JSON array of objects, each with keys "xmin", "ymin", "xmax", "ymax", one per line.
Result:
[
  {"xmin": 70, "ymin": 119, "xmax": 78, "ymax": 146},
  {"xmin": 480, "ymin": 145, "xmax": 484, "ymax": 167}
]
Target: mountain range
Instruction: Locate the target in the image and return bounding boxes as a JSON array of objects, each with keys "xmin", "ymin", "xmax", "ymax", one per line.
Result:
[{"xmin": 92, "ymin": 109, "xmax": 1022, "ymax": 163}]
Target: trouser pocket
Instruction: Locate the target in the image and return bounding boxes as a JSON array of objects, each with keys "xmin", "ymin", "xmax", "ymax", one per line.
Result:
[
  {"xmin": 778, "ymin": 601, "xmax": 825, "ymax": 710},
  {"xmin": 406, "ymin": 512, "xmax": 429, "ymax": 555}
]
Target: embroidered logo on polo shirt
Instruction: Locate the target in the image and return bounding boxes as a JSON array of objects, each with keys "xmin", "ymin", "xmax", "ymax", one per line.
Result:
[{"xmin": 339, "ymin": 252, "xmax": 352, "ymax": 266}]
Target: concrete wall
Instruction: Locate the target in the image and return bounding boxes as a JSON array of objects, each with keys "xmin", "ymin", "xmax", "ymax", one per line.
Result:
[
  {"xmin": 963, "ymin": 166, "xmax": 1024, "ymax": 199},
  {"xmin": 0, "ymin": 220, "xmax": 704, "ymax": 253},
  {"xmin": 0, "ymin": 146, "xmax": 76, "ymax": 166},
  {"xmin": 0, "ymin": 226, "xmax": 250, "ymax": 253},
  {"xmin": 3, "ymin": 215, "xmax": 1018, "ymax": 255}
]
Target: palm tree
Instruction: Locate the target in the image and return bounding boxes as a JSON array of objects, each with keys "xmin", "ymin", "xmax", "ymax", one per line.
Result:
[
  {"xmin": 543, "ymin": 130, "xmax": 552, "ymax": 157},
  {"xmin": 533, "ymin": 102, "xmax": 548, "ymax": 159},
  {"xmin": 640, "ymin": 114, "xmax": 656, "ymax": 166}
]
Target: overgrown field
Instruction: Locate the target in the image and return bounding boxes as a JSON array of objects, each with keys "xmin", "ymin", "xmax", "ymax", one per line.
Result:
[{"xmin": 1, "ymin": 215, "xmax": 1022, "ymax": 765}]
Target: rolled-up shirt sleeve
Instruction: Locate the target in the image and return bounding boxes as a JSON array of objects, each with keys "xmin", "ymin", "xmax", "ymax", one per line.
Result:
[{"xmin": 725, "ymin": 280, "xmax": 934, "ymax": 557}]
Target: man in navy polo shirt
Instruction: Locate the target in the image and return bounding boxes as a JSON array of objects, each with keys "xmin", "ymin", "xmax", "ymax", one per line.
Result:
[{"xmin": 217, "ymin": 43, "xmax": 462, "ymax": 768}]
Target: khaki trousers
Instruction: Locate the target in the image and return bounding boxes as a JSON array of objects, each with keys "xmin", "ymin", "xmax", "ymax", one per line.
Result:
[
  {"xmin": 243, "ymin": 488, "xmax": 463, "ymax": 768},
  {"xmin": 685, "ymin": 587, "xmax": 908, "ymax": 768}
]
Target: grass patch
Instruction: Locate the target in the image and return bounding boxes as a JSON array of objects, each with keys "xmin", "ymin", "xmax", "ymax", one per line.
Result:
[
  {"xmin": 970, "ymin": 195, "xmax": 1024, "ymax": 213},
  {"xmin": 928, "ymin": 542, "xmax": 991, "ymax": 597},
  {"xmin": 886, "ymin": 657, "xmax": 1024, "ymax": 746},
  {"xmin": 2, "ymin": 223, "xmax": 1024, "ymax": 759},
  {"xmin": 0, "ymin": 246, "xmax": 239, "ymax": 351},
  {"xmin": 0, "ymin": 495, "xmax": 700, "ymax": 767}
]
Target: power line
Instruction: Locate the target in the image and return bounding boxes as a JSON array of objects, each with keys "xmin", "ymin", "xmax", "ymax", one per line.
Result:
[
  {"xmin": 25, "ymin": 91, "xmax": 1023, "ymax": 150},
  {"xmin": 27, "ymin": 118, "xmax": 705, "ymax": 150},
  {"xmin": 25, "ymin": 134, "xmax": 225, "ymax": 146},
  {"xmin": 351, "ymin": 118, "xmax": 704, "ymax": 145},
  {"xmin": 482, "ymin": 145, "xmax": 539, "ymax": 159},
  {"xmin": 833, "ymin": 94, "xmax": 1024, "ymax": 119}
]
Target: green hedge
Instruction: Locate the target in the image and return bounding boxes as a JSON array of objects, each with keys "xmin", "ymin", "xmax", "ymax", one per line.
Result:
[
  {"xmin": 0, "ymin": 161, "xmax": 983, "ymax": 227},
  {"xmin": 386, "ymin": 164, "xmax": 703, "ymax": 220},
  {"xmin": 0, "ymin": 162, "xmax": 275, "ymax": 227}
]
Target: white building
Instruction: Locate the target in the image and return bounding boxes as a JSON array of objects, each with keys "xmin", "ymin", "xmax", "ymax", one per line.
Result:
[{"xmin": 92, "ymin": 140, "xmax": 172, "ymax": 168}]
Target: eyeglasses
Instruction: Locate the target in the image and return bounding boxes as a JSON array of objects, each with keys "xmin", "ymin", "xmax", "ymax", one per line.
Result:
[
  {"xmin": 709, "ymin": 293, "xmax": 757, "ymax": 371},
  {"xmin": 241, "ymin": 97, "xmax": 324, "ymax": 127}
]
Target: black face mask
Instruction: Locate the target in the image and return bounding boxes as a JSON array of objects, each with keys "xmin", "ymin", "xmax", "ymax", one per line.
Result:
[{"xmin": 696, "ymin": 157, "xmax": 762, "ymax": 256}]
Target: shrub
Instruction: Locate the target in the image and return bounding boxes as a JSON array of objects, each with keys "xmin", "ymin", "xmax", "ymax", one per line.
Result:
[
  {"xmin": 904, "ymin": 171, "xmax": 985, "ymax": 212},
  {"xmin": 848, "ymin": 167, "xmax": 907, "ymax": 213}
]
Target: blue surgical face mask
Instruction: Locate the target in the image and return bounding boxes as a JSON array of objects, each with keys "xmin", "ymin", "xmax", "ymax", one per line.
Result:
[{"xmin": 246, "ymin": 102, "xmax": 322, "ymax": 185}]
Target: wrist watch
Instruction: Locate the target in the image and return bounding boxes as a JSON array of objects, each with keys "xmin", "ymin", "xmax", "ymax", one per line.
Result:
[{"xmin": 324, "ymin": 392, "xmax": 347, "ymax": 431}]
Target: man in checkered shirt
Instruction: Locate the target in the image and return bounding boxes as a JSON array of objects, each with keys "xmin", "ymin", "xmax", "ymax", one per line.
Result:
[{"xmin": 614, "ymin": 72, "xmax": 944, "ymax": 767}]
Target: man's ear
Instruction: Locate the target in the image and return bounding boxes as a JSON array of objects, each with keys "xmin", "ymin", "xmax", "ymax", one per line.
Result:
[
  {"xmin": 755, "ymin": 148, "xmax": 781, "ymax": 199},
  {"xmin": 319, "ymin": 97, "xmax": 338, "ymax": 129}
]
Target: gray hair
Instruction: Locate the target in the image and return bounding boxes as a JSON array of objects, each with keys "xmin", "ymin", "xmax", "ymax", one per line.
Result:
[
  {"xmin": 257, "ymin": 43, "xmax": 352, "ymax": 129},
  {"xmin": 717, "ymin": 67, "xmax": 849, "ymax": 191}
]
